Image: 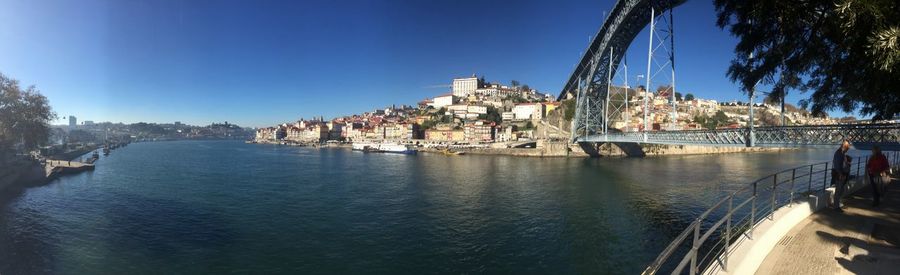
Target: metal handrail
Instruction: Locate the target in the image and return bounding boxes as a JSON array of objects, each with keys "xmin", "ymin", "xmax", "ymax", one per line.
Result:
[{"xmin": 643, "ymin": 151, "xmax": 900, "ymax": 275}]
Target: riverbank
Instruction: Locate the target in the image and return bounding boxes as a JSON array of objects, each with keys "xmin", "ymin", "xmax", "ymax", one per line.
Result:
[
  {"xmin": 0, "ymin": 159, "xmax": 98, "ymax": 194},
  {"xmin": 0, "ymin": 161, "xmax": 47, "ymax": 193},
  {"xmin": 252, "ymin": 138, "xmax": 794, "ymax": 158},
  {"xmin": 2, "ymin": 147, "xmax": 108, "ymax": 194},
  {"xmin": 248, "ymin": 139, "xmax": 349, "ymax": 148},
  {"xmin": 422, "ymin": 142, "xmax": 791, "ymax": 158}
]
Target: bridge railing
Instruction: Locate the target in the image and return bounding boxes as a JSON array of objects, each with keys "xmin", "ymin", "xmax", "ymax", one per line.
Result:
[
  {"xmin": 642, "ymin": 151, "xmax": 900, "ymax": 275},
  {"xmin": 580, "ymin": 123, "xmax": 900, "ymax": 147}
]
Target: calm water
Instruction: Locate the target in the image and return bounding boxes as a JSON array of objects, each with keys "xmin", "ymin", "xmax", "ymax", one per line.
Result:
[{"xmin": 0, "ymin": 140, "xmax": 841, "ymax": 274}]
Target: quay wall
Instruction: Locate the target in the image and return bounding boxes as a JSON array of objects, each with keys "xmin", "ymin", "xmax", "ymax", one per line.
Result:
[
  {"xmin": 641, "ymin": 144, "xmax": 790, "ymax": 156},
  {"xmin": 589, "ymin": 143, "xmax": 791, "ymax": 158},
  {"xmin": 451, "ymin": 142, "xmax": 790, "ymax": 158},
  {"xmin": 49, "ymin": 146, "xmax": 99, "ymax": 161},
  {"xmin": 254, "ymin": 139, "xmax": 792, "ymax": 158},
  {"xmin": 419, "ymin": 142, "xmax": 787, "ymax": 158}
]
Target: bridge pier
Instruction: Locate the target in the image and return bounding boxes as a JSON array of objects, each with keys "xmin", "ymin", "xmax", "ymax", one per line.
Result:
[
  {"xmin": 577, "ymin": 142, "xmax": 646, "ymax": 158},
  {"xmin": 612, "ymin": 142, "xmax": 646, "ymax": 157},
  {"xmin": 577, "ymin": 142, "xmax": 602, "ymax": 158}
]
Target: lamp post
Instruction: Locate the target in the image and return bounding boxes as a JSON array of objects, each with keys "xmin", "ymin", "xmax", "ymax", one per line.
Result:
[{"xmin": 636, "ymin": 74, "xmax": 645, "ymax": 133}]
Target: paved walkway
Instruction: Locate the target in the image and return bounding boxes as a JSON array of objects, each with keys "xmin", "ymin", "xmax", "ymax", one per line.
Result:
[{"xmin": 757, "ymin": 174, "xmax": 900, "ymax": 274}]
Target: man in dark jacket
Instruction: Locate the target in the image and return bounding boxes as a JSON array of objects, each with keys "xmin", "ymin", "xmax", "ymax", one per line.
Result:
[
  {"xmin": 832, "ymin": 140, "xmax": 851, "ymax": 211},
  {"xmin": 867, "ymin": 146, "xmax": 890, "ymax": 207}
]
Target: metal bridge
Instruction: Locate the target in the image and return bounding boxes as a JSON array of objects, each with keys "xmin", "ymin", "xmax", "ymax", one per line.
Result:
[
  {"xmin": 581, "ymin": 124, "xmax": 900, "ymax": 150},
  {"xmin": 559, "ymin": 0, "xmax": 900, "ymax": 150}
]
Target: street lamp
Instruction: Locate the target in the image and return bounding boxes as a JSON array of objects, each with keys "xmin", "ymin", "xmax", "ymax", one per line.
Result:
[{"xmin": 636, "ymin": 75, "xmax": 645, "ymax": 132}]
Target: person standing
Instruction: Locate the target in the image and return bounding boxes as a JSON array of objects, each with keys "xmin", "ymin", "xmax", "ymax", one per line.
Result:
[
  {"xmin": 832, "ymin": 140, "xmax": 851, "ymax": 212},
  {"xmin": 867, "ymin": 146, "xmax": 890, "ymax": 207}
]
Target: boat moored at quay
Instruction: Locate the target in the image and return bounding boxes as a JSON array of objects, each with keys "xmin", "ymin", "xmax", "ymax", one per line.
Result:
[{"xmin": 351, "ymin": 142, "xmax": 417, "ymax": 154}]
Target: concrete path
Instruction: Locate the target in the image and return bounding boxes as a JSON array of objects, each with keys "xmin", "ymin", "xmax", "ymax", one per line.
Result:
[{"xmin": 756, "ymin": 175, "xmax": 900, "ymax": 275}]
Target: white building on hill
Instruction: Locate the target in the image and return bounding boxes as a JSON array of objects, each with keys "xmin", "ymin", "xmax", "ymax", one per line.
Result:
[{"xmin": 452, "ymin": 76, "xmax": 479, "ymax": 97}]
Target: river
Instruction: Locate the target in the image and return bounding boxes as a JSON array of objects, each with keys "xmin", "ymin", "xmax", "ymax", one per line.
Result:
[{"xmin": 0, "ymin": 140, "xmax": 847, "ymax": 274}]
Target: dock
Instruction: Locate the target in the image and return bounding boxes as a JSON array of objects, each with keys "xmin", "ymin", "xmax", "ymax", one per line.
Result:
[{"xmin": 44, "ymin": 159, "xmax": 95, "ymax": 179}]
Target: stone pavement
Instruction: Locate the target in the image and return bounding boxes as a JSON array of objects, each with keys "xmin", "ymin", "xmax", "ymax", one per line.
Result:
[{"xmin": 756, "ymin": 174, "xmax": 900, "ymax": 275}]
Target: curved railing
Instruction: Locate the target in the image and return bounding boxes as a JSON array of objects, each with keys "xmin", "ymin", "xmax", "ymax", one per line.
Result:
[{"xmin": 642, "ymin": 151, "xmax": 900, "ymax": 274}]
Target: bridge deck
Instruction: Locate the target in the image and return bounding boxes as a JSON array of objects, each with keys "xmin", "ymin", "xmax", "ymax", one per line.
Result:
[{"xmin": 576, "ymin": 123, "xmax": 900, "ymax": 150}]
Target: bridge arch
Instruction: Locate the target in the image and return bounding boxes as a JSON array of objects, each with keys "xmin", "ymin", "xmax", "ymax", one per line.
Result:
[{"xmin": 559, "ymin": 0, "xmax": 685, "ymax": 139}]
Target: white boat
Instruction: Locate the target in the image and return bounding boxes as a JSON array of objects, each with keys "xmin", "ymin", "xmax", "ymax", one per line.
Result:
[
  {"xmin": 352, "ymin": 142, "xmax": 374, "ymax": 151},
  {"xmin": 374, "ymin": 143, "xmax": 417, "ymax": 154},
  {"xmin": 352, "ymin": 142, "xmax": 416, "ymax": 154}
]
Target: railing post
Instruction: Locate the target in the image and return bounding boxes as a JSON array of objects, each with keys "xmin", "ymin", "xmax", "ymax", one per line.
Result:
[
  {"xmin": 771, "ymin": 174, "xmax": 777, "ymax": 220},
  {"xmin": 808, "ymin": 164, "xmax": 814, "ymax": 193},
  {"xmin": 789, "ymin": 169, "xmax": 796, "ymax": 206},
  {"xmin": 823, "ymin": 162, "xmax": 829, "ymax": 189},
  {"xmin": 750, "ymin": 182, "xmax": 756, "ymax": 239},
  {"xmin": 725, "ymin": 195, "xmax": 732, "ymax": 271},
  {"xmin": 691, "ymin": 221, "xmax": 699, "ymax": 275}
]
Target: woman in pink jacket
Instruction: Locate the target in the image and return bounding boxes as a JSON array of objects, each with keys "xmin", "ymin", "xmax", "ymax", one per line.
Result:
[{"xmin": 866, "ymin": 146, "xmax": 890, "ymax": 207}]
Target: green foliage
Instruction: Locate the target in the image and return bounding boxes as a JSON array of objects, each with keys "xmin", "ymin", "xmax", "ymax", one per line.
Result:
[
  {"xmin": 479, "ymin": 106, "xmax": 502, "ymax": 124},
  {"xmin": 0, "ymin": 72, "xmax": 56, "ymax": 159},
  {"xmin": 504, "ymin": 94, "xmax": 528, "ymax": 104},
  {"xmin": 684, "ymin": 93, "xmax": 695, "ymax": 101},
  {"xmin": 421, "ymin": 120, "xmax": 438, "ymax": 130},
  {"xmin": 675, "ymin": 92, "xmax": 683, "ymax": 101},
  {"xmin": 714, "ymin": 0, "xmax": 900, "ymax": 119},
  {"xmin": 562, "ymin": 99, "xmax": 576, "ymax": 121},
  {"xmin": 524, "ymin": 121, "xmax": 534, "ymax": 130},
  {"xmin": 693, "ymin": 110, "xmax": 731, "ymax": 129}
]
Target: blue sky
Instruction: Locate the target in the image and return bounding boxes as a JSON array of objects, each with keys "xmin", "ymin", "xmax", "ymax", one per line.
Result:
[{"xmin": 0, "ymin": 0, "xmax": 852, "ymax": 128}]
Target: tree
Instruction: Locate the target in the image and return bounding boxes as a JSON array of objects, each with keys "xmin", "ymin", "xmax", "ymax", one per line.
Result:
[
  {"xmin": 524, "ymin": 121, "xmax": 534, "ymax": 130},
  {"xmin": 714, "ymin": 0, "xmax": 900, "ymax": 119},
  {"xmin": 421, "ymin": 119, "xmax": 438, "ymax": 130},
  {"xmin": 675, "ymin": 92, "xmax": 683, "ymax": 101},
  {"xmin": 479, "ymin": 106, "xmax": 502, "ymax": 124},
  {"xmin": 505, "ymin": 94, "xmax": 527, "ymax": 104},
  {"xmin": 521, "ymin": 84, "xmax": 531, "ymax": 92},
  {"xmin": 562, "ymin": 99, "xmax": 577, "ymax": 121},
  {"xmin": 656, "ymin": 85, "xmax": 672, "ymax": 93},
  {"xmin": 510, "ymin": 80, "xmax": 520, "ymax": 89},
  {"xmin": 694, "ymin": 110, "xmax": 732, "ymax": 129},
  {"xmin": 684, "ymin": 93, "xmax": 695, "ymax": 101},
  {"xmin": 0, "ymin": 72, "xmax": 56, "ymax": 160}
]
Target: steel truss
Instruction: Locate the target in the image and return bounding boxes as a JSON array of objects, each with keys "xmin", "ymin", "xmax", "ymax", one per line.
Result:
[
  {"xmin": 578, "ymin": 123, "xmax": 900, "ymax": 149},
  {"xmin": 564, "ymin": 0, "xmax": 684, "ymax": 141}
]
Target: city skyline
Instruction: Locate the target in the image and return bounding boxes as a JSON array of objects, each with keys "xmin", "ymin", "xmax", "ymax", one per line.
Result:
[{"xmin": 1, "ymin": 0, "xmax": 858, "ymax": 128}]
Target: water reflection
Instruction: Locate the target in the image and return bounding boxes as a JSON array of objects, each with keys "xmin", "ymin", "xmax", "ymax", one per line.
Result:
[{"xmin": 0, "ymin": 141, "xmax": 846, "ymax": 274}]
